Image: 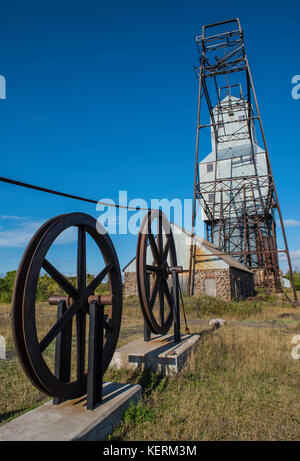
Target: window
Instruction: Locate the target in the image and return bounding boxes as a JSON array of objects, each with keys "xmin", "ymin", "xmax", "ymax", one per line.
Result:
[
  {"xmin": 207, "ymin": 163, "xmax": 213, "ymax": 173},
  {"xmin": 208, "ymin": 193, "xmax": 214, "ymax": 203}
]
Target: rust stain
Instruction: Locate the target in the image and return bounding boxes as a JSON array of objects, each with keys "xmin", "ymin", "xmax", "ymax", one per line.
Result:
[
  {"xmin": 153, "ymin": 338, "xmax": 172, "ymax": 345},
  {"xmin": 195, "ymin": 246, "xmax": 222, "ymax": 270}
]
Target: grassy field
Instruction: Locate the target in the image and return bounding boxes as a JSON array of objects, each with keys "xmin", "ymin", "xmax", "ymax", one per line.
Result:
[{"xmin": 1, "ymin": 292, "xmax": 300, "ymax": 440}]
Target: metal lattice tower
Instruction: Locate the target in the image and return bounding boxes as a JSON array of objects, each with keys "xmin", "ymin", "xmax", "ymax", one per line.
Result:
[{"xmin": 188, "ymin": 18, "xmax": 298, "ymax": 302}]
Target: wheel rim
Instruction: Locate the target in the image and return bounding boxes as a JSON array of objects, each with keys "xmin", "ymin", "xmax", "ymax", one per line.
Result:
[{"xmin": 21, "ymin": 213, "xmax": 122, "ymax": 399}]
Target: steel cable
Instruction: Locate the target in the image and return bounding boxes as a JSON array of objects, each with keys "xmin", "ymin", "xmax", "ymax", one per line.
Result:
[{"xmin": 0, "ymin": 176, "xmax": 153, "ymax": 211}]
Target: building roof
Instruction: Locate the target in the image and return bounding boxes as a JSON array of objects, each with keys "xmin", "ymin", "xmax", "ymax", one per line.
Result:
[
  {"xmin": 123, "ymin": 223, "xmax": 252, "ymax": 274},
  {"xmin": 173, "ymin": 223, "xmax": 252, "ymax": 273},
  {"xmin": 199, "ymin": 143, "xmax": 265, "ymax": 164}
]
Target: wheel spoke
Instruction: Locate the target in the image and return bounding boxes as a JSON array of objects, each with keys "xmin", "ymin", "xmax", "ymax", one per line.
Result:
[
  {"xmin": 42, "ymin": 259, "xmax": 78, "ymax": 299},
  {"xmin": 148, "ymin": 233, "xmax": 160, "ymax": 264},
  {"xmin": 76, "ymin": 225, "xmax": 86, "ymax": 380},
  {"xmin": 162, "ymin": 236, "xmax": 171, "ymax": 262},
  {"xmin": 163, "ymin": 279, "xmax": 173, "ymax": 309},
  {"xmin": 159, "ymin": 284, "xmax": 164, "ymax": 325},
  {"xmin": 149, "ymin": 273, "xmax": 163, "ymax": 310},
  {"xmin": 77, "ymin": 226, "xmax": 86, "ymax": 291},
  {"xmin": 40, "ymin": 301, "xmax": 80, "ymax": 352},
  {"xmin": 157, "ymin": 214, "xmax": 163, "ymax": 256},
  {"xmin": 86, "ymin": 262, "xmax": 113, "ymax": 295},
  {"xmin": 146, "ymin": 264, "xmax": 161, "ymax": 273}
]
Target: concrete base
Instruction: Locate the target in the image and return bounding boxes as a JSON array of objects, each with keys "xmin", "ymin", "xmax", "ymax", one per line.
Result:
[
  {"xmin": 111, "ymin": 334, "xmax": 201, "ymax": 375},
  {"xmin": 0, "ymin": 382, "xmax": 141, "ymax": 441}
]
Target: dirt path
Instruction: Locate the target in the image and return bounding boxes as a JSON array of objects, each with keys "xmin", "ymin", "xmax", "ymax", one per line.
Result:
[{"xmin": 188, "ymin": 318, "xmax": 299, "ymax": 330}]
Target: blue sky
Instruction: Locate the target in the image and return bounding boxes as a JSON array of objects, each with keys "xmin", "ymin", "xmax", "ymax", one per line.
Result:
[{"xmin": 0, "ymin": 0, "xmax": 299, "ymax": 276}]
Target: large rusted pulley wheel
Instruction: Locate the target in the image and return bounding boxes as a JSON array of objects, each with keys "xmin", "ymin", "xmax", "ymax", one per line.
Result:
[
  {"xmin": 12, "ymin": 213, "xmax": 122, "ymax": 400},
  {"xmin": 136, "ymin": 210, "xmax": 177, "ymax": 334}
]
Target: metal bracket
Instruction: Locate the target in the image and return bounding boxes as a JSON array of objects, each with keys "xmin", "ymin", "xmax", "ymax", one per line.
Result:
[{"xmin": 52, "ymin": 298, "xmax": 104, "ymax": 410}]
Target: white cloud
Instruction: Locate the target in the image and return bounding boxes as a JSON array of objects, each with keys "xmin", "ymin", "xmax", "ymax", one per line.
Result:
[
  {"xmin": 277, "ymin": 219, "xmax": 300, "ymax": 228},
  {"xmin": 281, "ymin": 249, "xmax": 300, "ymax": 261},
  {"xmin": 0, "ymin": 217, "xmax": 77, "ymax": 248},
  {"xmin": 290, "ymin": 250, "xmax": 300, "ymax": 261},
  {"xmin": 278, "ymin": 249, "xmax": 300, "ymax": 272},
  {"xmin": 0, "ymin": 219, "xmax": 44, "ymax": 247},
  {"xmin": 54, "ymin": 227, "xmax": 77, "ymax": 245},
  {"xmin": 0, "ymin": 215, "xmax": 26, "ymax": 220}
]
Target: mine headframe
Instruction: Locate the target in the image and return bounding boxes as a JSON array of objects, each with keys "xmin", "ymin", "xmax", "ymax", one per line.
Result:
[{"xmin": 188, "ymin": 19, "xmax": 298, "ymax": 302}]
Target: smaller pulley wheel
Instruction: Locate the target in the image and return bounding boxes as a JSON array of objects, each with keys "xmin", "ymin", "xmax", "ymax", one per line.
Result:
[{"xmin": 136, "ymin": 210, "xmax": 177, "ymax": 334}]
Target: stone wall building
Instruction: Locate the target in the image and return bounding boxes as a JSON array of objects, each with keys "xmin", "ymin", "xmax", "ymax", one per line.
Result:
[{"xmin": 123, "ymin": 224, "xmax": 254, "ymax": 301}]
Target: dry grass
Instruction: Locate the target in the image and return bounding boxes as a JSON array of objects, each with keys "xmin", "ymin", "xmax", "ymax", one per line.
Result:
[
  {"xmin": 110, "ymin": 326, "xmax": 300, "ymax": 440},
  {"xmin": 1, "ymin": 293, "xmax": 300, "ymax": 440},
  {"xmin": 0, "ymin": 301, "xmax": 144, "ymax": 426},
  {"xmin": 0, "ymin": 304, "xmax": 47, "ymax": 424}
]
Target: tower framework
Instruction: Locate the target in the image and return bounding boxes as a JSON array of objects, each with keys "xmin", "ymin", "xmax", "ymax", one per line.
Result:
[{"xmin": 188, "ymin": 18, "xmax": 298, "ymax": 301}]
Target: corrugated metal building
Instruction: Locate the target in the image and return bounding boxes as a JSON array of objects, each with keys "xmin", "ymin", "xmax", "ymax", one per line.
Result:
[
  {"xmin": 197, "ymin": 94, "xmax": 278, "ymax": 285},
  {"xmin": 123, "ymin": 223, "xmax": 254, "ymax": 301}
]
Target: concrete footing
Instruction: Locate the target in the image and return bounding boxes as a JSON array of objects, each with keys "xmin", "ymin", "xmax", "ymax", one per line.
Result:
[
  {"xmin": 111, "ymin": 334, "xmax": 201, "ymax": 375},
  {"xmin": 0, "ymin": 382, "xmax": 141, "ymax": 441}
]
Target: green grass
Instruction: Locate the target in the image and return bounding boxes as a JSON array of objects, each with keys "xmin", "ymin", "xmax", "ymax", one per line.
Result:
[{"xmin": 183, "ymin": 294, "xmax": 263, "ymax": 318}]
